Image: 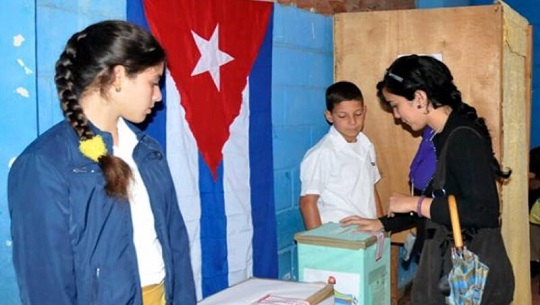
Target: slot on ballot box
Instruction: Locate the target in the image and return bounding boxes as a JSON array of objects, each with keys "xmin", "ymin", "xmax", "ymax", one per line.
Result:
[{"xmin": 295, "ymin": 222, "xmax": 390, "ymax": 305}]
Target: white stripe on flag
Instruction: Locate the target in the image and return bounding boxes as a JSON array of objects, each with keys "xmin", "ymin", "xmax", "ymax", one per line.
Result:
[
  {"xmin": 223, "ymin": 81, "xmax": 253, "ymax": 286},
  {"xmin": 165, "ymin": 71, "xmax": 203, "ymax": 300},
  {"xmin": 165, "ymin": 72, "xmax": 255, "ymax": 299}
]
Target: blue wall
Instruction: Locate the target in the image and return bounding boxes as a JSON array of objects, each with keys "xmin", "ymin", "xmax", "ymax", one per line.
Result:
[
  {"xmin": 36, "ymin": 0, "xmax": 126, "ymax": 132},
  {"xmin": 0, "ymin": 1, "xmax": 125, "ymax": 303},
  {"xmin": 417, "ymin": 0, "xmax": 470, "ymax": 8},
  {"xmin": 271, "ymin": 5, "xmax": 333, "ymax": 280},
  {"xmin": 0, "ymin": 2, "xmax": 36, "ymax": 304}
]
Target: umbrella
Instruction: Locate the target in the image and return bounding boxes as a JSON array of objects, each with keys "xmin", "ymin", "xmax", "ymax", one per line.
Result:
[{"xmin": 446, "ymin": 195, "xmax": 489, "ymax": 305}]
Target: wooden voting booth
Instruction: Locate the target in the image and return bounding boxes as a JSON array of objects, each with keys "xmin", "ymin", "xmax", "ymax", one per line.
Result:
[{"xmin": 333, "ymin": 2, "xmax": 532, "ymax": 304}]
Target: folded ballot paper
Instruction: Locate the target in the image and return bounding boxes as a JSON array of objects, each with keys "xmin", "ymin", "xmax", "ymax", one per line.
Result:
[{"xmin": 197, "ymin": 277, "xmax": 333, "ymax": 305}]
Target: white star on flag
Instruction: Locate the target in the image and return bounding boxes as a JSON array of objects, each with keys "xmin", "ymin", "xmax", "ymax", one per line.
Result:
[{"xmin": 191, "ymin": 24, "xmax": 234, "ymax": 91}]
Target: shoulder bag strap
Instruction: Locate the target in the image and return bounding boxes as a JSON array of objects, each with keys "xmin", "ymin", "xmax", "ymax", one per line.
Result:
[{"xmin": 432, "ymin": 126, "xmax": 483, "ymax": 197}]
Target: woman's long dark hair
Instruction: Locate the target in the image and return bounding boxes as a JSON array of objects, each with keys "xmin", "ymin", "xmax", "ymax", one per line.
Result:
[
  {"xmin": 54, "ymin": 20, "xmax": 166, "ymax": 198},
  {"xmin": 376, "ymin": 54, "xmax": 510, "ymax": 179}
]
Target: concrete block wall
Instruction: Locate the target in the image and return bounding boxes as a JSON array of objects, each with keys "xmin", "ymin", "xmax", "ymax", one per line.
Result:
[
  {"xmin": 0, "ymin": 1, "xmax": 125, "ymax": 303},
  {"xmin": 36, "ymin": 0, "xmax": 125, "ymax": 132},
  {"xmin": 417, "ymin": 0, "xmax": 470, "ymax": 8},
  {"xmin": 0, "ymin": 2, "xmax": 36, "ymax": 304},
  {"xmin": 271, "ymin": 4, "xmax": 333, "ymax": 280}
]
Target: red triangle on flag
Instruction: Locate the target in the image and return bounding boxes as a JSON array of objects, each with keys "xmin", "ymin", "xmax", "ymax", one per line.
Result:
[{"xmin": 144, "ymin": 0, "xmax": 272, "ymax": 178}]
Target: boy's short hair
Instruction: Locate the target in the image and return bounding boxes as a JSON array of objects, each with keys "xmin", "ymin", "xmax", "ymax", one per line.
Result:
[{"xmin": 325, "ymin": 81, "xmax": 364, "ymax": 111}]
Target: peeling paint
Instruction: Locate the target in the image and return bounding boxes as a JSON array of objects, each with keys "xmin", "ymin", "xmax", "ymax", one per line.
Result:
[
  {"xmin": 15, "ymin": 87, "xmax": 29, "ymax": 98},
  {"xmin": 13, "ymin": 34, "xmax": 24, "ymax": 47},
  {"xmin": 8, "ymin": 157, "xmax": 17, "ymax": 168},
  {"xmin": 16, "ymin": 58, "xmax": 33, "ymax": 74}
]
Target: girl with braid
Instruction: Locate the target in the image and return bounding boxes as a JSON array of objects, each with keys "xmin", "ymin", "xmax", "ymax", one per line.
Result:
[
  {"xmin": 340, "ymin": 55, "xmax": 514, "ymax": 304},
  {"xmin": 8, "ymin": 20, "xmax": 196, "ymax": 305}
]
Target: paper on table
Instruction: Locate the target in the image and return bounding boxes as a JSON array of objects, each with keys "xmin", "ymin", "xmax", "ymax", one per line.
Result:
[
  {"xmin": 251, "ymin": 294, "xmax": 310, "ymax": 305},
  {"xmin": 197, "ymin": 277, "xmax": 333, "ymax": 305}
]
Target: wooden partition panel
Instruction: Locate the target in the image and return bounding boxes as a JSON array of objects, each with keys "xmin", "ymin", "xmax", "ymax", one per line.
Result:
[
  {"xmin": 334, "ymin": 2, "xmax": 530, "ymax": 304},
  {"xmin": 334, "ymin": 4, "xmax": 502, "ymax": 217}
]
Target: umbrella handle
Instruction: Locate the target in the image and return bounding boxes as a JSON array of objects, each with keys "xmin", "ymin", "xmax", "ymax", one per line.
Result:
[{"xmin": 448, "ymin": 195, "xmax": 464, "ymax": 248}]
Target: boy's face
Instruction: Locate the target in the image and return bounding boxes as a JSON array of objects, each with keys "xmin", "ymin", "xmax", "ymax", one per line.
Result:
[{"xmin": 324, "ymin": 99, "xmax": 366, "ymax": 143}]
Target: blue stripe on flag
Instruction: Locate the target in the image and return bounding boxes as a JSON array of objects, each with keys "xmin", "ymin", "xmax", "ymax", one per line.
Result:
[
  {"xmin": 127, "ymin": 0, "xmax": 278, "ymax": 298},
  {"xmin": 199, "ymin": 159, "xmax": 228, "ymax": 296},
  {"xmin": 249, "ymin": 8, "xmax": 278, "ymax": 278}
]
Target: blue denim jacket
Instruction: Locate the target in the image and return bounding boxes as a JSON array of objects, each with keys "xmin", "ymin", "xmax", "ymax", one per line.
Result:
[{"xmin": 8, "ymin": 120, "xmax": 196, "ymax": 305}]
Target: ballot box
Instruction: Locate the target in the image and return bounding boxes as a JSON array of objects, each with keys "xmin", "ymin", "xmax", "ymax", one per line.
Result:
[{"xmin": 295, "ymin": 222, "xmax": 390, "ymax": 305}]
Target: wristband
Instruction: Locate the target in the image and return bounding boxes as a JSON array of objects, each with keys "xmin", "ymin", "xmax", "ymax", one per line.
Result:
[{"xmin": 416, "ymin": 196, "xmax": 425, "ymax": 218}]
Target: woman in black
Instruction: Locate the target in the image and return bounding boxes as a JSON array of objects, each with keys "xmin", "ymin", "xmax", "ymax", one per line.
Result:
[{"xmin": 340, "ymin": 55, "xmax": 514, "ymax": 305}]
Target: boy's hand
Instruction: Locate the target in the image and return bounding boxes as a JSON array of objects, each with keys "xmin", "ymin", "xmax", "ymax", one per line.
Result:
[{"xmin": 339, "ymin": 216, "xmax": 383, "ymax": 232}]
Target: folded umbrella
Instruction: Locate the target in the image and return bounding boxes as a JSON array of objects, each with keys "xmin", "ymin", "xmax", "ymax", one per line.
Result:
[{"xmin": 446, "ymin": 195, "xmax": 489, "ymax": 305}]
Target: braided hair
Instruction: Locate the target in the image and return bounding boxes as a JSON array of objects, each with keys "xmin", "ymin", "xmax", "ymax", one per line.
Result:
[
  {"xmin": 376, "ymin": 54, "xmax": 510, "ymax": 179},
  {"xmin": 54, "ymin": 20, "xmax": 166, "ymax": 198}
]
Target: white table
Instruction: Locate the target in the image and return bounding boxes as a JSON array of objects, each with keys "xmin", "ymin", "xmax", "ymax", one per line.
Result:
[{"xmin": 197, "ymin": 278, "xmax": 333, "ymax": 305}]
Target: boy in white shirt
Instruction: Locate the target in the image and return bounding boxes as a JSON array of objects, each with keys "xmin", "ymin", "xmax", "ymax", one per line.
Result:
[{"xmin": 299, "ymin": 81, "xmax": 383, "ymax": 229}]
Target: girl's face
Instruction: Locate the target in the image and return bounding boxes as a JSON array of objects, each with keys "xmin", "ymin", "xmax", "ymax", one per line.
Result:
[
  {"xmin": 382, "ymin": 88, "xmax": 426, "ymax": 131},
  {"xmin": 114, "ymin": 62, "xmax": 165, "ymax": 123},
  {"xmin": 325, "ymin": 100, "xmax": 366, "ymax": 143}
]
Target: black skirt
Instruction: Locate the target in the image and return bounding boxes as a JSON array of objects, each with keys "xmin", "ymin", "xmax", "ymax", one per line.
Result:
[{"xmin": 411, "ymin": 220, "xmax": 514, "ymax": 305}]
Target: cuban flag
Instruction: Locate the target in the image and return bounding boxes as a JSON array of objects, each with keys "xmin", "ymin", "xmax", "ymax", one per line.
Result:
[{"xmin": 128, "ymin": 0, "xmax": 277, "ymax": 300}]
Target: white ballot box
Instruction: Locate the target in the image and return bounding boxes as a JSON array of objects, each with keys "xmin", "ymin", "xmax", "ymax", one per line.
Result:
[
  {"xmin": 295, "ymin": 222, "xmax": 391, "ymax": 305},
  {"xmin": 197, "ymin": 277, "xmax": 333, "ymax": 305}
]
